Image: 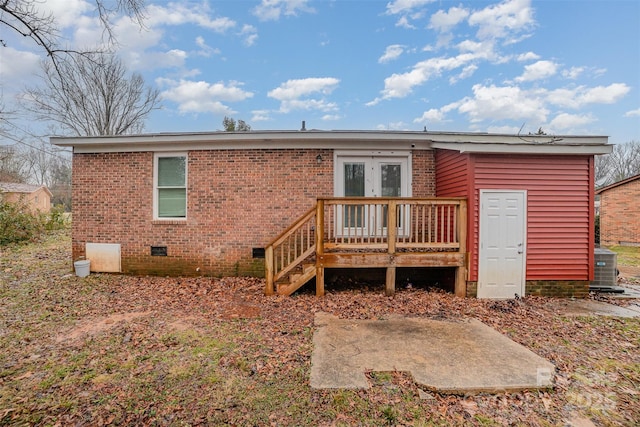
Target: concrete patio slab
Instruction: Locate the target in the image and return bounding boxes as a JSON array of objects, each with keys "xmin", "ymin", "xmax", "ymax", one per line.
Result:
[
  {"xmin": 310, "ymin": 312, "xmax": 555, "ymax": 394},
  {"xmin": 561, "ymin": 299, "xmax": 640, "ymax": 318}
]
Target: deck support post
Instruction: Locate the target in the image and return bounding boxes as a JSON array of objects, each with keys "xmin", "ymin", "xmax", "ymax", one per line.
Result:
[
  {"xmin": 265, "ymin": 246, "xmax": 274, "ymax": 295},
  {"xmin": 316, "ymin": 200, "xmax": 325, "ymax": 296},
  {"xmin": 454, "ymin": 200, "xmax": 468, "ymax": 297},
  {"xmin": 316, "ymin": 266, "xmax": 325, "ymax": 296},
  {"xmin": 385, "ymin": 201, "xmax": 397, "ymax": 296},
  {"xmin": 455, "ymin": 265, "xmax": 466, "ymax": 297},
  {"xmin": 385, "ymin": 266, "xmax": 396, "ymax": 296}
]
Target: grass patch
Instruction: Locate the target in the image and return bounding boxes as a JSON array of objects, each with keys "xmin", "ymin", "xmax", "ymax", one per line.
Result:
[{"xmin": 608, "ymin": 245, "xmax": 640, "ymax": 267}]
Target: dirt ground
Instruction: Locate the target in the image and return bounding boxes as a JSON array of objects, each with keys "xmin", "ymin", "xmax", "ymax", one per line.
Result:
[{"xmin": 1, "ymin": 229, "xmax": 639, "ymax": 426}]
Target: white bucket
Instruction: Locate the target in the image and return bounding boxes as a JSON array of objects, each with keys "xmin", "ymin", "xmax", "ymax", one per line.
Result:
[{"xmin": 74, "ymin": 260, "xmax": 91, "ymax": 277}]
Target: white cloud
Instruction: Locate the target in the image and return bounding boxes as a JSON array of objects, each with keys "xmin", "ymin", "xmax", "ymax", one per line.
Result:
[
  {"xmin": 429, "ymin": 6, "xmax": 469, "ymax": 32},
  {"xmin": 456, "ymin": 39, "xmax": 498, "ymax": 61},
  {"xmin": 549, "ymin": 113, "xmax": 595, "ymax": 130},
  {"xmin": 195, "ymin": 36, "xmax": 220, "ymax": 57},
  {"xmin": 579, "ymin": 83, "xmax": 630, "ymax": 104},
  {"xmin": 547, "ymin": 83, "xmax": 631, "ymax": 109},
  {"xmin": 395, "ymin": 16, "xmax": 416, "ymax": 29},
  {"xmin": 69, "ymin": 2, "xmax": 250, "ymax": 73},
  {"xmin": 35, "ymin": 0, "xmax": 91, "ymax": 29},
  {"xmin": 517, "ymin": 51, "xmax": 540, "ymax": 61},
  {"xmin": 252, "ymin": 0, "xmax": 315, "ymax": 21},
  {"xmin": 624, "ymin": 108, "xmax": 640, "ymax": 117},
  {"xmin": 449, "ymin": 64, "xmax": 478, "ymax": 84},
  {"xmin": 386, "ymin": 0, "xmax": 434, "ymax": 28},
  {"xmin": 146, "ymin": 3, "xmax": 236, "ymax": 32},
  {"xmin": 268, "ymin": 77, "xmax": 340, "ymax": 113},
  {"xmin": 413, "ymin": 108, "xmax": 446, "ymax": 123},
  {"xmin": 239, "ymin": 25, "xmax": 258, "ymax": 46},
  {"xmin": 457, "ymin": 84, "xmax": 549, "ymax": 123},
  {"xmin": 374, "ymin": 53, "xmax": 479, "ymax": 101},
  {"xmin": 376, "ymin": 121, "xmax": 410, "ymax": 130},
  {"xmin": 278, "ymin": 99, "xmax": 338, "ymax": 113},
  {"xmin": 268, "ymin": 78, "xmax": 339, "ymax": 100},
  {"xmin": 562, "ymin": 66, "xmax": 584, "ymax": 80},
  {"xmin": 515, "ymin": 60, "xmax": 558, "ymax": 82},
  {"xmin": 251, "ymin": 110, "xmax": 272, "ymax": 122},
  {"xmin": 158, "ymin": 79, "xmax": 253, "ymax": 115},
  {"xmin": 322, "ymin": 114, "xmax": 342, "ymax": 121},
  {"xmin": 487, "ymin": 125, "xmax": 522, "ymax": 134},
  {"xmin": 468, "ymin": 0, "xmax": 534, "ymax": 41},
  {"xmin": 385, "ymin": 0, "xmax": 434, "ymax": 15},
  {"xmin": 0, "ymin": 47, "xmax": 41, "ymax": 82},
  {"xmin": 379, "ymin": 45, "xmax": 405, "ymax": 63}
]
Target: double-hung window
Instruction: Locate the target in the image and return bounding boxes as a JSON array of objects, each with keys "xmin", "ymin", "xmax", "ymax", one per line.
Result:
[{"xmin": 154, "ymin": 153, "xmax": 187, "ymax": 219}]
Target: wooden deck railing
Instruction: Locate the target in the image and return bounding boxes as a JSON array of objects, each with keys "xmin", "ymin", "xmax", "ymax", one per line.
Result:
[
  {"xmin": 265, "ymin": 206, "xmax": 317, "ymax": 295},
  {"xmin": 320, "ymin": 198, "xmax": 464, "ymax": 250},
  {"xmin": 265, "ymin": 198, "xmax": 467, "ymax": 296}
]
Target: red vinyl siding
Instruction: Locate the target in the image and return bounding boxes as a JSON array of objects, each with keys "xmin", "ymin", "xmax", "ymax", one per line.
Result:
[
  {"xmin": 435, "ymin": 150, "xmax": 475, "ymax": 282},
  {"xmin": 435, "ymin": 150, "xmax": 470, "ymax": 197},
  {"xmin": 470, "ymin": 155, "xmax": 594, "ymax": 282}
]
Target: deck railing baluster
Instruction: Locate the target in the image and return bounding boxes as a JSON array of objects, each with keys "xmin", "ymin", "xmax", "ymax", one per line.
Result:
[{"xmin": 265, "ymin": 198, "xmax": 466, "ymax": 296}]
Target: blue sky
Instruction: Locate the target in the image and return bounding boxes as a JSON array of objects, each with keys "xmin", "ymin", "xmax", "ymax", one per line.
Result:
[{"xmin": 1, "ymin": 0, "xmax": 639, "ymax": 143}]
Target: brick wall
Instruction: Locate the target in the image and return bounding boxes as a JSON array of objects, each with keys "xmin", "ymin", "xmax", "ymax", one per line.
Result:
[
  {"xmin": 525, "ymin": 281, "xmax": 590, "ymax": 298},
  {"xmin": 72, "ymin": 149, "xmax": 436, "ymax": 276},
  {"xmin": 464, "ymin": 280, "xmax": 589, "ymax": 298},
  {"xmin": 412, "ymin": 150, "xmax": 436, "ymax": 197},
  {"xmin": 599, "ymin": 178, "xmax": 640, "ymax": 246}
]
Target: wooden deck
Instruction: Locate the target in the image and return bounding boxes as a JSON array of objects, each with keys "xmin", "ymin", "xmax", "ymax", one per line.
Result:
[{"xmin": 265, "ymin": 197, "xmax": 467, "ymax": 297}]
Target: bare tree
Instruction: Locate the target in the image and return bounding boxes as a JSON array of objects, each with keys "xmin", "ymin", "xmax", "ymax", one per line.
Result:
[
  {"xmin": 595, "ymin": 141, "xmax": 640, "ymax": 187},
  {"xmin": 0, "ymin": 1, "xmax": 145, "ymax": 63},
  {"xmin": 23, "ymin": 53, "xmax": 161, "ymax": 136},
  {"xmin": 48, "ymin": 155, "xmax": 72, "ymax": 209},
  {"xmin": 0, "ymin": 145, "xmax": 28, "ymax": 182}
]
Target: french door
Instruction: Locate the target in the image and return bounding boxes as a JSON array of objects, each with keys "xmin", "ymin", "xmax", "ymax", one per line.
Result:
[{"xmin": 334, "ymin": 153, "xmax": 410, "ymax": 236}]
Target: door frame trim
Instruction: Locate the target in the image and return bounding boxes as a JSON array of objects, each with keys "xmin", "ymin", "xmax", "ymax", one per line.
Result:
[
  {"xmin": 333, "ymin": 150, "xmax": 412, "ymax": 197},
  {"xmin": 478, "ymin": 189, "xmax": 527, "ymax": 298}
]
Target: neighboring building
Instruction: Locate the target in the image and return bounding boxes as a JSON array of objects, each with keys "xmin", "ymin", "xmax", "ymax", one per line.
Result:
[
  {"xmin": 53, "ymin": 130, "xmax": 611, "ymax": 298},
  {"xmin": 596, "ymin": 173, "xmax": 640, "ymax": 247},
  {"xmin": 0, "ymin": 182, "xmax": 52, "ymax": 213}
]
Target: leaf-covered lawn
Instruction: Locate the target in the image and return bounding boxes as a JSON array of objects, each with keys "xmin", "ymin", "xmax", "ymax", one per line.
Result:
[{"xmin": 1, "ymin": 229, "xmax": 639, "ymax": 426}]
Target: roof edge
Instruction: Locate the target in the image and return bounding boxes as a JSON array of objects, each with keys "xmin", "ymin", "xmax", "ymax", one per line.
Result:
[
  {"xmin": 51, "ymin": 129, "xmax": 609, "ymax": 145},
  {"xmin": 595, "ymin": 173, "xmax": 640, "ymax": 194}
]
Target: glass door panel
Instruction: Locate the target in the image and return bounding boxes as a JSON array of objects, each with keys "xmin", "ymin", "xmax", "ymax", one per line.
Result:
[
  {"xmin": 334, "ymin": 154, "xmax": 410, "ymax": 238},
  {"xmin": 343, "ymin": 163, "xmax": 366, "ymax": 228}
]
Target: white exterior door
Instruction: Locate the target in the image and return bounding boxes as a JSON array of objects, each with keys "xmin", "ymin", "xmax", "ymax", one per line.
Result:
[
  {"xmin": 478, "ymin": 190, "xmax": 527, "ymax": 299},
  {"xmin": 334, "ymin": 152, "xmax": 410, "ymax": 236}
]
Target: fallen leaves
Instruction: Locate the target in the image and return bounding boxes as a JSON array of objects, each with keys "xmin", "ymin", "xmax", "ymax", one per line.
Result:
[{"xmin": 1, "ymin": 230, "xmax": 639, "ymax": 426}]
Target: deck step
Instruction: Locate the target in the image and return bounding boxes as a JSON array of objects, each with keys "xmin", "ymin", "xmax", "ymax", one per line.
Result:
[{"xmin": 277, "ymin": 264, "xmax": 317, "ymax": 296}]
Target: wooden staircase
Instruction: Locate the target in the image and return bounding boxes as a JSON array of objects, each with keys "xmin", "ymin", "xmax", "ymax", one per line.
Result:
[
  {"xmin": 276, "ymin": 262, "xmax": 316, "ymax": 296},
  {"xmin": 265, "ymin": 198, "xmax": 468, "ymax": 297},
  {"xmin": 264, "ymin": 205, "xmax": 318, "ymax": 296}
]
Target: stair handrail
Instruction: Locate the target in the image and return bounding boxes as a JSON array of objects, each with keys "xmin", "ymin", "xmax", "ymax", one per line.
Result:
[{"xmin": 265, "ymin": 204, "xmax": 317, "ymax": 295}]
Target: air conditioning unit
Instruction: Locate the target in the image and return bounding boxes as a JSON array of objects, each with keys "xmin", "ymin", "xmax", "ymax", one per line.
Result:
[{"xmin": 591, "ymin": 248, "xmax": 618, "ymax": 290}]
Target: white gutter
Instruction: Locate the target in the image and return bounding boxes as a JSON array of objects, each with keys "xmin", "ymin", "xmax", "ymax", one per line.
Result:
[
  {"xmin": 51, "ymin": 130, "xmax": 610, "ymax": 154},
  {"xmin": 430, "ymin": 141, "xmax": 613, "ymax": 155}
]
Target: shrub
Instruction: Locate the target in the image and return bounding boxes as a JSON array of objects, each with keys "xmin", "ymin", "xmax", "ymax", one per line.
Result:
[
  {"xmin": 595, "ymin": 214, "xmax": 600, "ymax": 245},
  {"xmin": 0, "ymin": 199, "xmax": 67, "ymax": 245}
]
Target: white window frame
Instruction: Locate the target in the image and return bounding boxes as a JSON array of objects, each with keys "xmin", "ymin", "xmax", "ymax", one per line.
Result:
[{"xmin": 153, "ymin": 152, "xmax": 188, "ymax": 220}]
